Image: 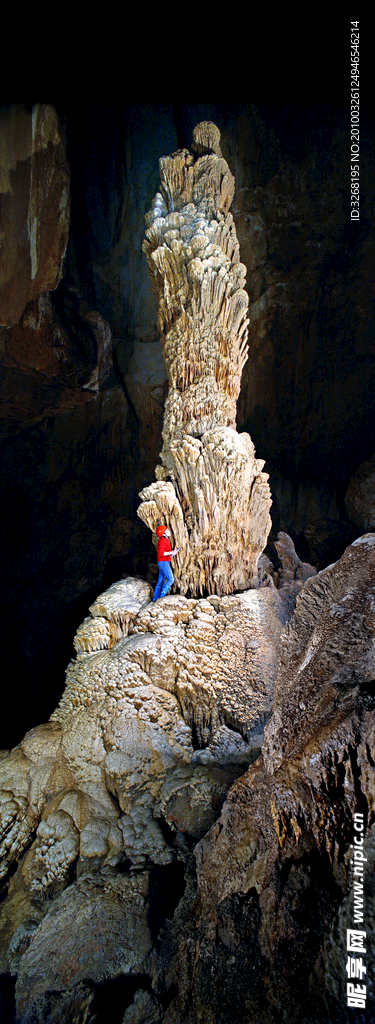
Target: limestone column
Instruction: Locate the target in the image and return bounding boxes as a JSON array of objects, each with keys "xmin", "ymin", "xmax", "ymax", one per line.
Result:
[{"xmin": 138, "ymin": 122, "xmax": 272, "ymax": 596}]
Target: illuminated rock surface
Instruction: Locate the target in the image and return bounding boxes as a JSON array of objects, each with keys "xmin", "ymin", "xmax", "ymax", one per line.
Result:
[
  {"xmin": 0, "ymin": 540, "xmax": 374, "ymax": 1021},
  {"xmin": 138, "ymin": 123, "xmax": 272, "ymax": 596},
  {"xmin": 0, "ymin": 573, "xmax": 289, "ymax": 1019},
  {"xmin": 1, "ymin": 102, "xmax": 372, "ymax": 750}
]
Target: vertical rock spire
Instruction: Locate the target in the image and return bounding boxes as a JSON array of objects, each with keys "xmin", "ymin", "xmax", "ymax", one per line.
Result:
[{"xmin": 138, "ymin": 122, "xmax": 272, "ymax": 596}]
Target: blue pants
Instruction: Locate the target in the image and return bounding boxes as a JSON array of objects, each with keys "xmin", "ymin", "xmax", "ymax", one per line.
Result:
[{"xmin": 153, "ymin": 560, "xmax": 174, "ymax": 601}]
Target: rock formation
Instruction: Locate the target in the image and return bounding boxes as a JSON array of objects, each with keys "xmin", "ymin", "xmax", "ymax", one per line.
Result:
[
  {"xmin": 0, "ymin": 538, "xmax": 372, "ymax": 1022},
  {"xmin": 138, "ymin": 122, "xmax": 272, "ymax": 597},
  {"xmin": 156, "ymin": 536, "xmax": 375, "ymax": 1023},
  {"xmin": 0, "ymin": 575, "xmax": 289, "ymax": 1021},
  {"xmin": 1, "ymin": 103, "xmax": 375, "ymax": 1024},
  {"xmin": 1, "ymin": 101, "xmax": 373, "ymax": 750}
]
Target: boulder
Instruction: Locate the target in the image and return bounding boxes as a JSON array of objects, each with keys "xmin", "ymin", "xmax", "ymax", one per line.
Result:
[{"xmin": 15, "ymin": 871, "xmax": 153, "ymax": 1021}]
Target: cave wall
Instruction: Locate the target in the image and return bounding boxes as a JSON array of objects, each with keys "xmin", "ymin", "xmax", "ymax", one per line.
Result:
[
  {"xmin": 1, "ymin": 101, "xmax": 374, "ymax": 747},
  {"xmin": 60, "ymin": 100, "xmax": 375, "ymax": 557}
]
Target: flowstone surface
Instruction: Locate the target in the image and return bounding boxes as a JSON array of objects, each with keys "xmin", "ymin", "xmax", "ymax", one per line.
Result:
[{"xmin": 0, "ymin": 573, "xmax": 289, "ymax": 1018}]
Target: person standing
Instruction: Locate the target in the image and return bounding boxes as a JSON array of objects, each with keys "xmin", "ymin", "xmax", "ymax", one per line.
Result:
[{"xmin": 153, "ymin": 525, "xmax": 180, "ymax": 601}]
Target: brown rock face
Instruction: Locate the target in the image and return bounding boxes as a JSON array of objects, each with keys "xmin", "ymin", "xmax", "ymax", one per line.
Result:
[
  {"xmin": 0, "ymin": 105, "xmax": 70, "ymax": 327},
  {"xmin": 15, "ymin": 872, "xmax": 153, "ymax": 1020},
  {"xmin": 138, "ymin": 122, "xmax": 272, "ymax": 596},
  {"xmin": 263, "ymin": 534, "xmax": 375, "ymax": 777},
  {"xmin": 0, "ymin": 288, "xmax": 112, "ymax": 423},
  {"xmin": 0, "ymin": 105, "xmax": 112, "ymax": 427},
  {"xmin": 177, "ymin": 536, "xmax": 375, "ymax": 1022}
]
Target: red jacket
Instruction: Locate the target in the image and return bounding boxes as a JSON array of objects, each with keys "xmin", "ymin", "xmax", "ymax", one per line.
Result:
[{"xmin": 157, "ymin": 535, "xmax": 172, "ymax": 561}]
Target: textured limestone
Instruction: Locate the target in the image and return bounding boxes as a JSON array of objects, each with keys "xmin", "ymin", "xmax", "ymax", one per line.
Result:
[
  {"xmin": 0, "ymin": 104, "xmax": 112, "ymax": 428},
  {"xmin": 0, "ymin": 287, "xmax": 113, "ymax": 424},
  {"xmin": 15, "ymin": 871, "xmax": 153, "ymax": 1020},
  {"xmin": 273, "ymin": 530, "xmax": 317, "ymax": 586},
  {"xmin": 0, "ymin": 574, "xmax": 287, "ymax": 988},
  {"xmin": 181, "ymin": 537, "xmax": 375, "ymax": 1022},
  {"xmin": 197, "ymin": 537, "xmax": 375, "ymax": 908},
  {"xmin": 2, "ymin": 104, "xmax": 374, "ymax": 762},
  {"xmin": 0, "ymin": 104, "xmax": 70, "ymax": 327},
  {"xmin": 74, "ymin": 577, "xmax": 152, "ymax": 653},
  {"xmin": 263, "ymin": 533, "xmax": 375, "ymax": 777},
  {"xmin": 73, "ymin": 614, "xmax": 123, "ymax": 654},
  {"xmin": 138, "ymin": 122, "xmax": 272, "ymax": 596},
  {"xmin": 158, "ymin": 764, "xmax": 233, "ymax": 840},
  {"xmin": 0, "ymin": 725, "xmax": 70, "ymax": 884},
  {"xmin": 323, "ymin": 829, "xmax": 375, "ymax": 1023},
  {"xmin": 3, "ymin": 104, "xmax": 371, "ymax": 759},
  {"xmin": 1, "ymin": 537, "xmax": 375, "ymax": 1021},
  {"xmin": 89, "ymin": 576, "xmax": 152, "ymax": 628}
]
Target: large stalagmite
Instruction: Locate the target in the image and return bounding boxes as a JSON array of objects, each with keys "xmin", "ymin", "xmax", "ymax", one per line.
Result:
[{"xmin": 138, "ymin": 122, "xmax": 272, "ymax": 597}]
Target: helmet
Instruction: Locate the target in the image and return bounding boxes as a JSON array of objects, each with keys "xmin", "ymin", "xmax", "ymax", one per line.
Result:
[{"xmin": 156, "ymin": 524, "xmax": 167, "ymax": 537}]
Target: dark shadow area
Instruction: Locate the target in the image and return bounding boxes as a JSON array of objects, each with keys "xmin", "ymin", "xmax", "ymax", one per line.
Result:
[
  {"xmin": 148, "ymin": 861, "xmax": 186, "ymax": 942},
  {"xmin": 0, "ymin": 975, "xmax": 17, "ymax": 1024},
  {"xmin": 93, "ymin": 973, "xmax": 153, "ymax": 1024},
  {"xmin": 49, "ymin": 279, "xmax": 98, "ymax": 383}
]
